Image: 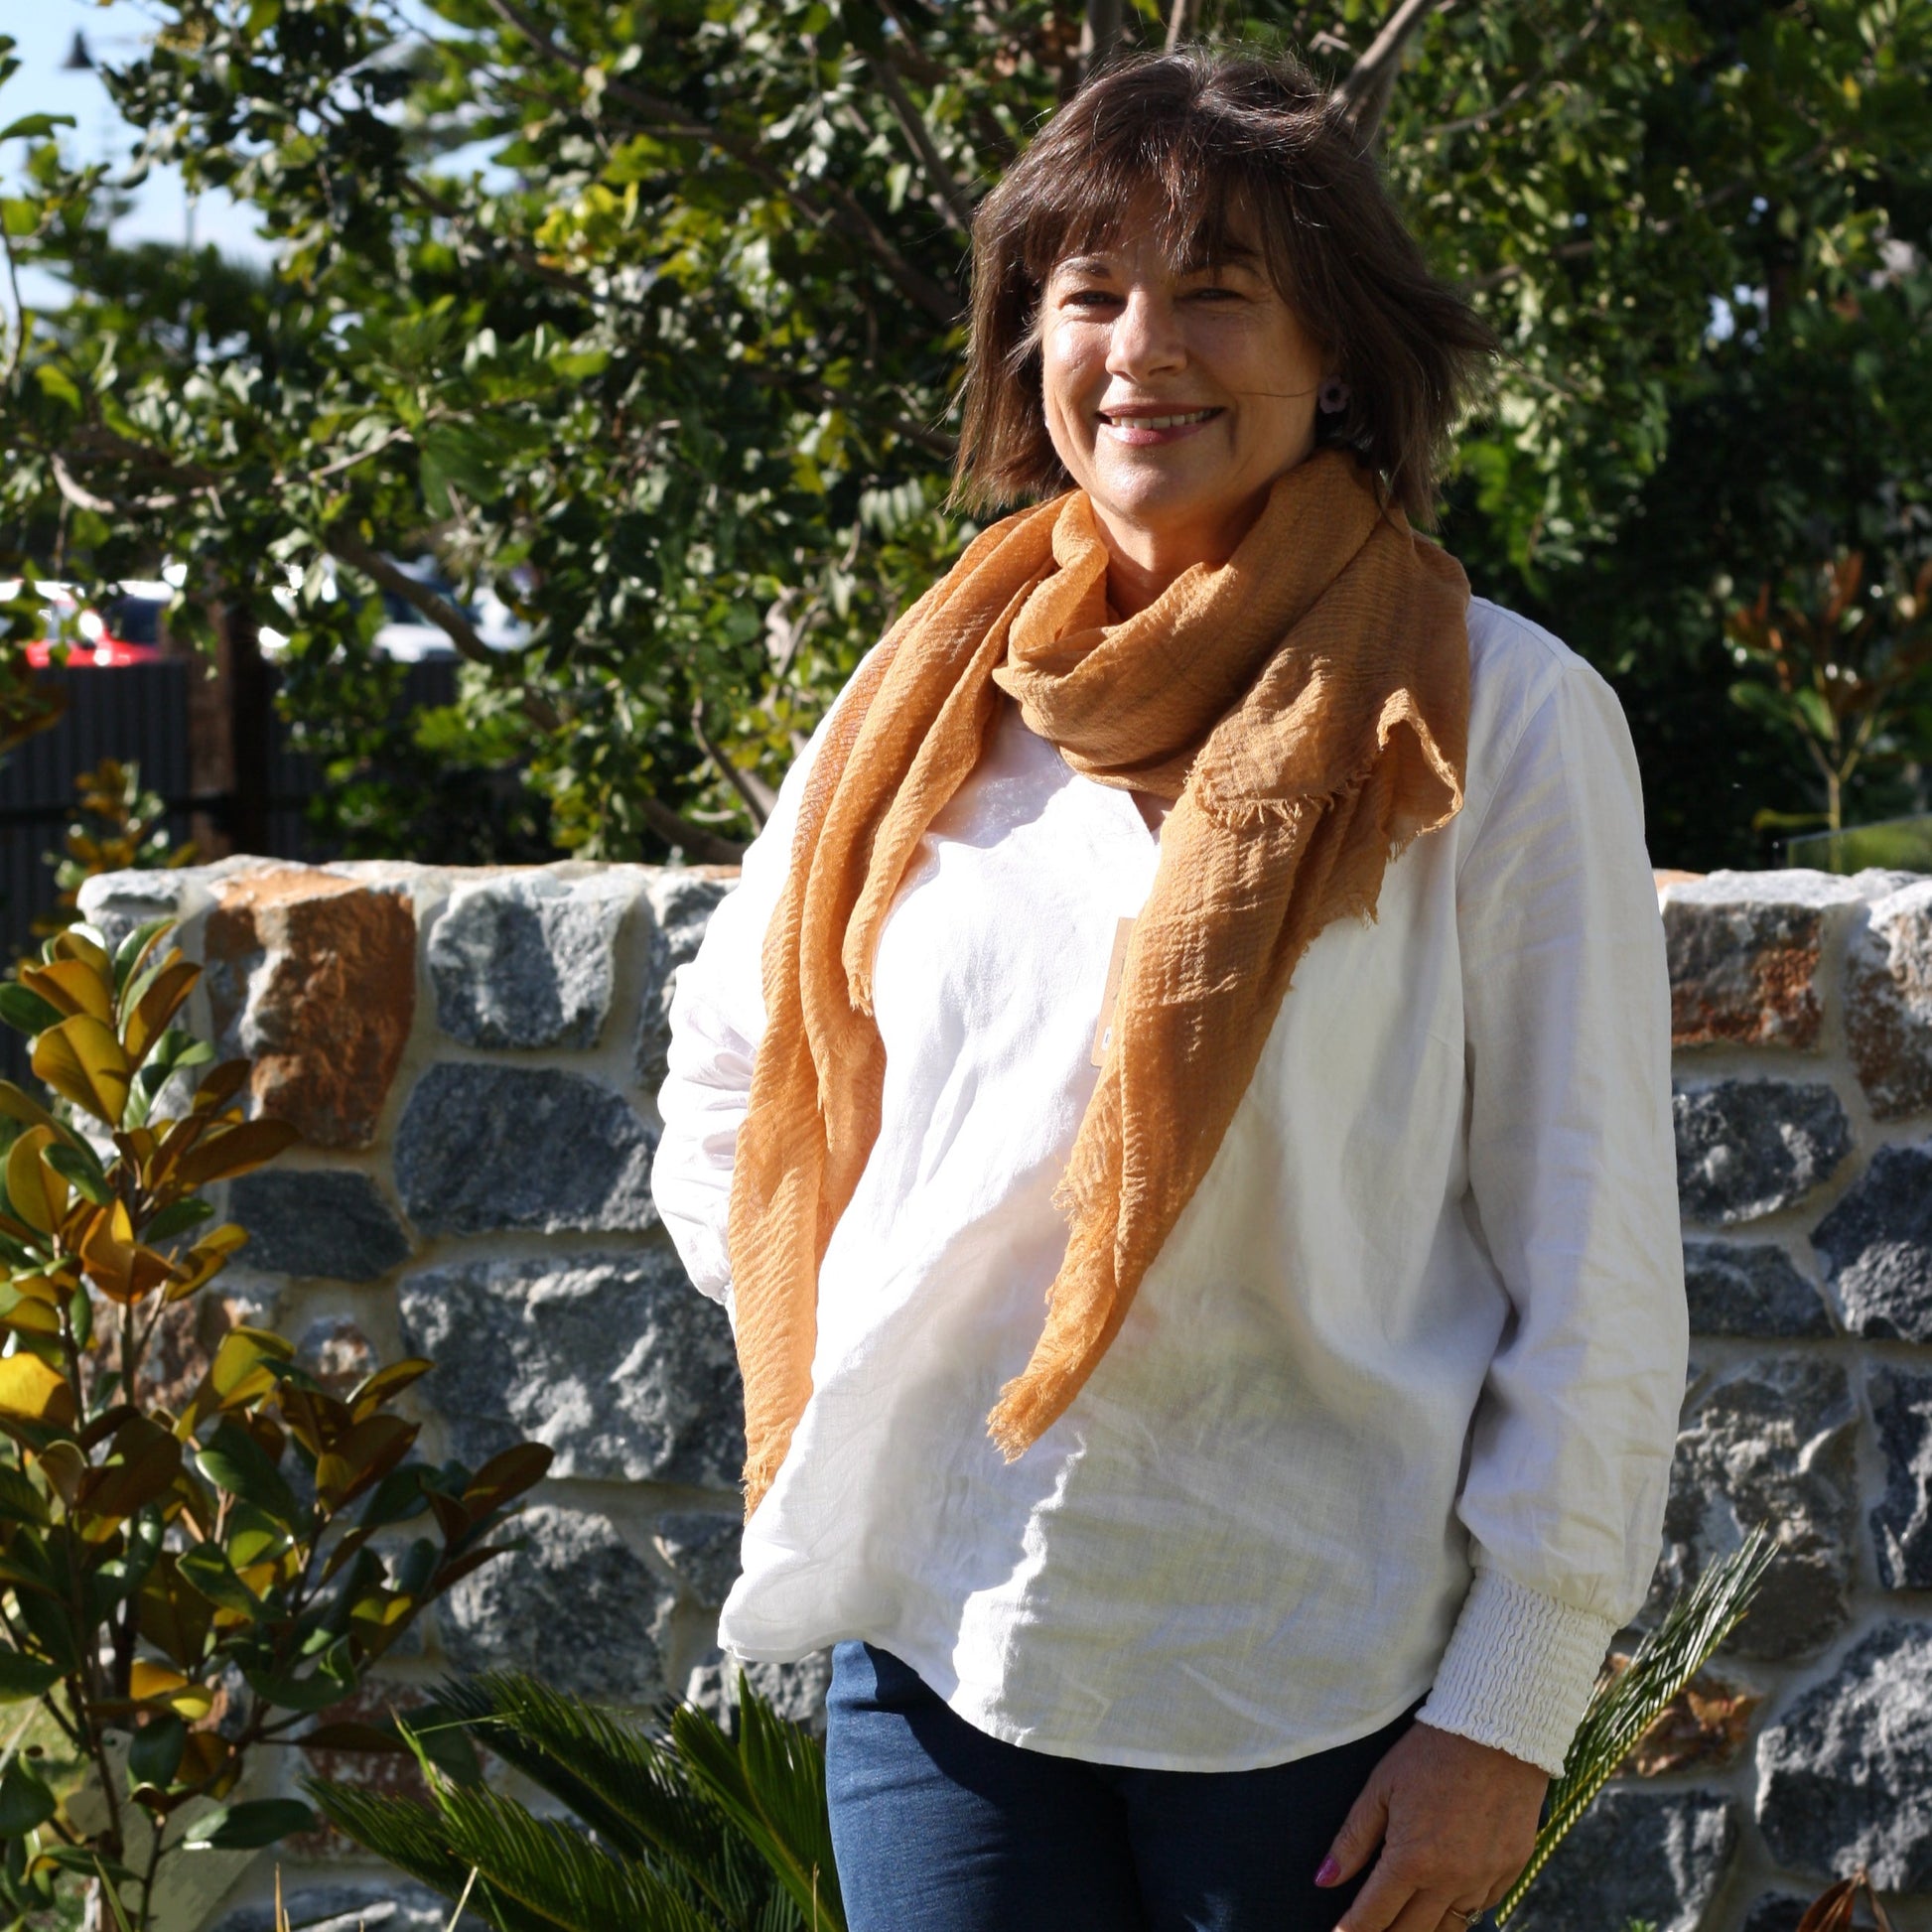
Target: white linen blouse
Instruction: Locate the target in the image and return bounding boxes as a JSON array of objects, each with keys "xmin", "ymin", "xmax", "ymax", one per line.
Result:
[{"xmin": 650, "ymin": 594, "xmax": 1687, "ymax": 1778}]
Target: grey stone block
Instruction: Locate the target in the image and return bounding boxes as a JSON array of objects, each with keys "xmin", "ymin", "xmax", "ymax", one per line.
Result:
[
  {"xmin": 1847, "ymin": 879, "xmax": 1932, "ymax": 1118},
  {"xmin": 1871, "ymin": 1365, "xmax": 1932, "ymax": 1590},
  {"xmin": 1510, "ymin": 1787, "xmax": 1734, "ymax": 1932},
  {"xmin": 399, "ymin": 1249, "xmax": 745, "ymax": 1488},
  {"xmin": 439, "ymin": 1503, "xmax": 676, "ymax": 1705},
  {"xmin": 655, "ymin": 1510, "xmax": 743, "ymax": 1606},
  {"xmin": 228, "ymin": 1169, "xmax": 413, "ymax": 1282},
  {"xmin": 210, "ymin": 1882, "xmax": 452, "ymax": 1932},
  {"xmin": 429, "ymin": 871, "xmax": 635, "ymax": 1050},
  {"xmin": 685, "ymin": 1649, "xmax": 832, "ymax": 1741},
  {"xmin": 636, "ymin": 871, "xmax": 736, "ymax": 1093},
  {"xmin": 1757, "ymin": 1619, "xmax": 1932, "ymax": 1887},
  {"xmin": 1682, "ymin": 1240, "xmax": 1832, "ymax": 1337},
  {"xmin": 1812, "ymin": 1142, "xmax": 1932, "ymax": 1340},
  {"xmin": 394, "ymin": 1062, "xmax": 658, "ymax": 1235},
  {"xmin": 1648, "ymin": 1358, "xmax": 1858, "ymax": 1660},
  {"xmin": 1673, "ymin": 1080, "xmax": 1852, "ymax": 1225}
]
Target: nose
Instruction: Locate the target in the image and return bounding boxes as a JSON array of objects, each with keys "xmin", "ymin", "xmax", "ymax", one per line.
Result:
[{"xmin": 1105, "ymin": 287, "xmax": 1187, "ymax": 384}]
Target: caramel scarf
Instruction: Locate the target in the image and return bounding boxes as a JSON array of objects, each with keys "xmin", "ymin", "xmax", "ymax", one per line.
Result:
[{"xmin": 727, "ymin": 448, "xmax": 1470, "ymax": 1514}]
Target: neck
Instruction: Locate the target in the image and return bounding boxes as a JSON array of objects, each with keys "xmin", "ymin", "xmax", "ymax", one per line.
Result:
[{"xmin": 1090, "ymin": 485, "xmax": 1274, "ymax": 621}]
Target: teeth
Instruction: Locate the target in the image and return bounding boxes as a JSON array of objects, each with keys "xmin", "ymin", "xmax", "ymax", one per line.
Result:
[{"xmin": 1105, "ymin": 410, "xmax": 1213, "ymax": 430}]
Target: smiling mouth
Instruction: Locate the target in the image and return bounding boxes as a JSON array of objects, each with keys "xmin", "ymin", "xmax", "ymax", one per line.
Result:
[{"xmin": 1098, "ymin": 407, "xmax": 1222, "ymax": 430}]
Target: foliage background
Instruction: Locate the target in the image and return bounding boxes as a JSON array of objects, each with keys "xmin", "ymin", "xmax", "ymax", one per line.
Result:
[{"xmin": 1, "ymin": 0, "xmax": 1930, "ymax": 870}]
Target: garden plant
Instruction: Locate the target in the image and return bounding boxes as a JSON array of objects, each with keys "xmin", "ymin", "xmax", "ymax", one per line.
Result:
[
  {"xmin": 0, "ymin": 916, "xmax": 552, "ymax": 1930},
  {"xmin": 309, "ymin": 1533, "xmax": 1774, "ymax": 1932}
]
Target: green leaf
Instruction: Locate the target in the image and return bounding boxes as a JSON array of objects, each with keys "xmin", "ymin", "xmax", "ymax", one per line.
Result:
[
  {"xmin": 0, "ymin": 1761, "xmax": 54, "ymax": 1837},
  {"xmin": 0, "ymin": 988, "xmax": 63, "ymax": 1038},
  {"xmin": 42, "ymin": 1145, "xmax": 109, "ymax": 1206},
  {"xmin": 0, "ymin": 115, "xmax": 75, "ymax": 143},
  {"xmin": 176, "ymin": 1542, "xmax": 261, "ymax": 1617},
  {"xmin": 0, "ymin": 1652, "xmax": 61, "ymax": 1702},
  {"xmin": 197, "ymin": 1419, "xmax": 299, "ymax": 1526},
  {"xmin": 0, "ymin": 199, "xmax": 35, "ymax": 239},
  {"xmin": 112, "ymin": 918, "xmax": 175, "ymax": 999},
  {"xmin": 145, "ymin": 1196, "xmax": 215, "ymax": 1242},
  {"xmin": 128, "ymin": 1713, "xmax": 187, "ymax": 1790},
  {"xmin": 183, "ymin": 1798, "xmax": 317, "ymax": 1850}
]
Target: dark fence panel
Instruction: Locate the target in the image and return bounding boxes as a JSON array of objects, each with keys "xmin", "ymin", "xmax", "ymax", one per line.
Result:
[{"xmin": 0, "ymin": 654, "xmax": 464, "ymax": 1081}]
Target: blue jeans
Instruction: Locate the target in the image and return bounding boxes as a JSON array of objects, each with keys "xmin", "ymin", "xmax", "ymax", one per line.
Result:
[{"xmin": 825, "ymin": 1641, "xmax": 1418, "ymax": 1932}]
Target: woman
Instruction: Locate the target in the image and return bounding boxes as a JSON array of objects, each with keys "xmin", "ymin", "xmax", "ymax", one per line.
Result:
[{"xmin": 652, "ymin": 48, "xmax": 1686, "ymax": 1932}]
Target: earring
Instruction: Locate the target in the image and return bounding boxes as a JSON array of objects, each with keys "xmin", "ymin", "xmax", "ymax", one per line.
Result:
[{"xmin": 1317, "ymin": 376, "xmax": 1351, "ymax": 414}]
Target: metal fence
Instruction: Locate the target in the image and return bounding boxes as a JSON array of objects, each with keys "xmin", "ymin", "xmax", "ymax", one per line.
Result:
[{"xmin": 0, "ymin": 655, "xmax": 459, "ymax": 1080}]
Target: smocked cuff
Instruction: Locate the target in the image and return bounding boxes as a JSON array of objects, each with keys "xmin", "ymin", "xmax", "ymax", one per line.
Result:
[{"xmin": 1417, "ymin": 1567, "xmax": 1618, "ymax": 1777}]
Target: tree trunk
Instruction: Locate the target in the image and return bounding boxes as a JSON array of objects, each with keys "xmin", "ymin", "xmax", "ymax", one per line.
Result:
[
  {"xmin": 1079, "ymin": 0, "xmax": 1122, "ymax": 77},
  {"xmin": 218, "ymin": 601, "xmax": 271, "ymax": 857}
]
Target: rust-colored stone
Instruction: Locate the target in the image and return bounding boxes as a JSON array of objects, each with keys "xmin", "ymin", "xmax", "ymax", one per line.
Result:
[
  {"xmin": 1661, "ymin": 872, "xmax": 1863, "ymax": 1050},
  {"xmin": 205, "ymin": 868, "xmax": 417, "ymax": 1150},
  {"xmin": 1613, "ymin": 1658, "xmax": 1762, "ymax": 1776}
]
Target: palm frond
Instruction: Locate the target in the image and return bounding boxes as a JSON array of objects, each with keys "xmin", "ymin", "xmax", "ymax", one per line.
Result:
[
  {"xmin": 431, "ymin": 1779, "xmax": 716, "ymax": 1932},
  {"xmin": 1495, "ymin": 1528, "xmax": 1777, "ymax": 1923},
  {"xmin": 443, "ymin": 1671, "xmax": 749, "ymax": 1916},
  {"xmin": 672, "ymin": 1676, "xmax": 845, "ymax": 1932}
]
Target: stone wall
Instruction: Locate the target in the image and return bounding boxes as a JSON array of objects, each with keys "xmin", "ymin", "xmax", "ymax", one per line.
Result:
[{"xmin": 68, "ymin": 858, "xmax": 1932, "ymax": 1932}]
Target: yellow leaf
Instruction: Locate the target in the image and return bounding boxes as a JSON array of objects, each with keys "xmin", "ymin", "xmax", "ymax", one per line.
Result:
[
  {"xmin": 0, "ymin": 1353, "xmax": 75, "ymax": 1427},
  {"xmin": 124, "ymin": 959, "xmax": 199, "ymax": 1065},
  {"xmin": 18, "ymin": 959, "xmax": 111, "ymax": 1024},
  {"xmin": 129, "ymin": 1660, "xmax": 188, "ymax": 1701},
  {"xmin": 0, "ymin": 1301, "xmax": 61, "ymax": 1339},
  {"xmin": 4, "ymin": 1129, "xmax": 68, "ymax": 1236},
  {"xmin": 50, "ymin": 928, "xmax": 110, "ymax": 977},
  {"xmin": 32, "ymin": 1016, "xmax": 131, "ymax": 1127}
]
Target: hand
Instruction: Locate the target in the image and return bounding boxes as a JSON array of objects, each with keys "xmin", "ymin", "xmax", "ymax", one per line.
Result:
[{"xmin": 1315, "ymin": 1721, "xmax": 1547, "ymax": 1932}]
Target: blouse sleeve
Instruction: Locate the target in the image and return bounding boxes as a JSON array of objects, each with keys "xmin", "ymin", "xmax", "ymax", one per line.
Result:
[
  {"xmin": 1417, "ymin": 659, "xmax": 1689, "ymax": 1776},
  {"xmin": 649, "ymin": 701, "xmax": 845, "ymax": 1324}
]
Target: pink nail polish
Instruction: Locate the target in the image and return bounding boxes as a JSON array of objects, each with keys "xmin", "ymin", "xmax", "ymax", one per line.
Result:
[{"xmin": 1314, "ymin": 1858, "xmax": 1341, "ymax": 1887}]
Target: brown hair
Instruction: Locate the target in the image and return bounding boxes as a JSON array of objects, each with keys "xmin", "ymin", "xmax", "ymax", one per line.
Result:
[{"xmin": 953, "ymin": 49, "xmax": 1497, "ymax": 526}]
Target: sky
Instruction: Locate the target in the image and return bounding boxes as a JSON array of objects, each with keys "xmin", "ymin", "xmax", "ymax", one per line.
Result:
[{"xmin": 2, "ymin": 0, "xmax": 276, "ymax": 312}]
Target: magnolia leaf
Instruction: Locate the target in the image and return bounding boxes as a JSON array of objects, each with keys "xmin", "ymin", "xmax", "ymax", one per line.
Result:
[
  {"xmin": 183, "ymin": 1798, "xmax": 316, "ymax": 1850},
  {"xmin": 0, "ymin": 986, "xmax": 65, "ymax": 1037},
  {"xmin": 0, "ymin": 1084, "xmax": 59, "ymax": 1136},
  {"xmin": 50, "ymin": 928, "xmax": 112, "ymax": 976},
  {"xmin": 0, "ymin": 1759, "xmax": 55, "ymax": 1837},
  {"xmin": 197, "ymin": 1419, "xmax": 299, "ymax": 1526},
  {"xmin": 32, "ymin": 1015, "xmax": 131, "ymax": 1127},
  {"xmin": 112, "ymin": 917, "xmax": 176, "ymax": 998},
  {"xmin": 128, "ymin": 1713, "xmax": 187, "ymax": 1790},
  {"xmin": 18, "ymin": 959, "xmax": 111, "ymax": 1026},
  {"xmin": 176, "ymin": 1543, "xmax": 261, "ymax": 1617},
  {"xmin": 125, "ymin": 961, "xmax": 200, "ymax": 1066},
  {"xmin": 145, "ymin": 1196, "xmax": 215, "ymax": 1242},
  {"xmin": 42, "ymin": 1144, "xmax": 111, "ymax": 1207},
  {"xmin": 347, "ymin": 1357, "xmax": 433, "ymax": 1420},
  {"xmin": 4, "ymin": 1130, "xmax": 67, "ymax": 1236},
  {"xmin": 0, "ymin": 1652, "xmax": 61, "ymax": 1702},
  {"xmin": 174, "ymin": 1117, "xmax": 302, "ymax": 1188},
  {"xmin": 462, "ymin": 1442, "xmax": 555, "ymax": 1513},
  {"xmin": 0, "ymin": 1355, "xmax": 75, "ymax": 1429},
  {"xmin": 137, "ymin": 1555, "xmax": 215, "ymax": 1669}
]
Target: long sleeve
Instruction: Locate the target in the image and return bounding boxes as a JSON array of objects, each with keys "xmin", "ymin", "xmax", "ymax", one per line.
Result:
[
  {"xmin": 651, "ymin": 705, "xmax": 839, "ymax": 1321},
  {"xmin": 1417, "ymin": 661, "xmax": 1688, "ymax": 1776}
]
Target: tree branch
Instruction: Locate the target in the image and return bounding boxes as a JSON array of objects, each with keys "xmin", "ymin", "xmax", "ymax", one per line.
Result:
[
  {"xmin": 871, "ymin": 57, "xmax": 974, "ymax": 234},
  {"xmin": 1164, "ymin": 0, "xmax": 1193, "ymax": 51},
  {"xmin": 325, "ymin": 527, "xmax": 494, "ymax": 666},
  {"xmin": 1339, "ymin": 0, "xmax": 1446, "ymax": 142},
  {"xmin": 483, "ymin": 0, "xmax": 962, "ymax": 323},
  {"xmin": 636, "ymin": 794, "xmax": 748, "ymax": 863},
  {"xmin": 1079, "ymin": 0, "xmax": 1124, "ymax": 81},
  {"xmin": 692, "ymin": 699, "xmax": 778, "ymax": 826}
]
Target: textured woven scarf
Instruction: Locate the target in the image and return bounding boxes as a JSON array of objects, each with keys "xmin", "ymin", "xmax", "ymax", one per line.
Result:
[{"xmin": 727, "ymin": 448, "xmax": 1470, "ymax": 1514}]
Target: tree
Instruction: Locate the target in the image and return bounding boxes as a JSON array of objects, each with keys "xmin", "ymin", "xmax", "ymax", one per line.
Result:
[{"xmin": 1, "ymin": 0, "xmax": 1928, "ymax": 868}]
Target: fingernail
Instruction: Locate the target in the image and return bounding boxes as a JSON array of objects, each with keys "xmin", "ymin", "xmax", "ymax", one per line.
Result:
[{"xmin": 1314, "ymin": 1858, "xmax": 1341, "ymax": 1887}]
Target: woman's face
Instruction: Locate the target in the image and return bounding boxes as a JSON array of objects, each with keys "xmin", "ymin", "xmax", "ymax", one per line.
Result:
[{"xmin": 1038, "ymin": 207, "xmax": 1328, "ymax": 568}]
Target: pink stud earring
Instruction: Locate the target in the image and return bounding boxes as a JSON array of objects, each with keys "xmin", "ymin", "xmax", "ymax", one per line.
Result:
[{"xmin": 1317, "ymin": 376, "xmax": 1351, "ymax": 414}]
